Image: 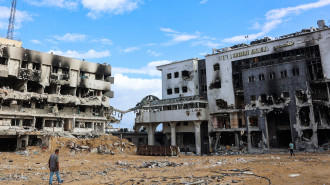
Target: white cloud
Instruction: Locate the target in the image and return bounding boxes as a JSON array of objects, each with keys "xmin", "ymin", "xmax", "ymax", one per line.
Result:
[
  {"xmin": 92, "ymin": 38, "xmax": 113, "ymax": 45},
  {"xmin": 223, "ymin": 0, "xmax": 330, "ymax": 43},
  {"xmin": 48, "ymin": 49, "xmax": 110, "ymax": 60},
  {"xmin": 199, "ymin": 0, "xmax": 208, "ymax": 4},
  {"xmin": 160, "ymin": 27, "xmax": 178, "ymax": 33},
  {"xmin": 160, "ymin": 27, "xmax": 221, "ymax": 48},
  {"xmin": 111, "ymin": 73, "xmax": 162, "ymax": 128},
  {"xmin": 147, "ymin": 50, "xmax": 162, "ymax": 57},
  {"xmin": 25, "ymin": 0, "xmax": 79, "ymax": 10},
  {"xmin": 81, "ymin": 0, "xmax": 141, "ymax": 19},
  {"xmin": 0, "ymin": 6, "xmax": 33, "ymax": 30},
  {"xmin": 54, "ymin": 33, "xmax": 86, "ymax": 42},
  {"xmin": 113, "ymin": 60, "xmax": 171, "ymax": 77},
  {"xmin": 122, "ymin": 46, "xmax": 140, "ymax": 53},
  {"xmin": 30, "ymin": 39, "xmax": 42, "ymax": 44}
]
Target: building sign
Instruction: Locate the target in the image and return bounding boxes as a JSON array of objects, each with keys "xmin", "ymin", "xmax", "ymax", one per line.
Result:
[
  {"xmin": 218, "ymin": 46, "xmax": 269, "ymax": 61},
  {"xmin": 273, "ymin": 41, "xmax": 294, "ymax": 51}
]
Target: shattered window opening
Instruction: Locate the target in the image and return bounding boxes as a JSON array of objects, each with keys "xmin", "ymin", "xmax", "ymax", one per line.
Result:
[
  {"xmin": 167, "ymin": 88, "xmax": 173, "ymax": 95},
  {"xmin": 269, "ymin": 72, "xmax": 276, "ymax": 80},
  {"xmin": 32, "ymin": 63, "xmax": 41, "ymax": 71},
  {"xmin": 182, "ymin": 86, "xmax": 187, "ymax": 93},
  {"xmin": 181, "ymin": 70, "xmax": 190, "ymax": 78},
  {"xmin": 250, "ymin": 95, "xmax": 256, "ymax": 101},
  {"xmin": 174, "ymin": 72, "xmax": 179, "ymax": 78},
  {"xmin": 216, "ymin": 99, "xmax": 228, "ymax": 109},
  {"xmin": 174, "ymin": 87, "xmax": 180, "ymax": 94},
  {"xmin": 21, "ymin": 61, "xmax": 28, "ymax": 68},
  {"xmin": 292, "ymin": 68, "xmax": 300, "ymax": 76},
  {"xmin": 167, "ymin": 73, "xmax": 172, "ymax": 79},
  {"xmin": 213, "ymin": 63, "xmax": 220, "ymax": 71},
  {"xmin": 259, "ymin": 74, "xmax": 265, "ymax": 81},
  {"xmin": 0, "ymin": 57, "xmax": 8, "ymax": 65},
  {"xmin": 52, "ymin": 67, "xmax": 58, "ymax": 73},
  {"xmin": 280, "ymin": 70, "xmax": 287, "ymax": 78},
  {"xmin": 248, "ymin": 76, "xmax": 255, "ymax": 83}
]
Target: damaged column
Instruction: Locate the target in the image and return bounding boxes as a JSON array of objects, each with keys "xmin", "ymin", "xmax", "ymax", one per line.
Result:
[
  {"xmin": 194, "ymin": 121, "xmax": 201, "ymax": 155},
  {"xmin": 170, "ymin": 122, "xmax": 176, "ymax": 146}
]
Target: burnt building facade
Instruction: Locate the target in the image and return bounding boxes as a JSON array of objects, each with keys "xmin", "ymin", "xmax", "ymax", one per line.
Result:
[
  {"xmin": 134, "ymin": 20, "xmax": 330, "ymax": 153},
  {"xmin": 207, "ymin": 20, "xmax": 330, "ymax": 151},
  {"xmin": 0, "ymin": 38, "xmax": 116, "ymax": 151}
]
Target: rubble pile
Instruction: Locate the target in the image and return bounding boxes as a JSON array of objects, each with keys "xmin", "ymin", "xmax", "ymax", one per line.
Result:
[
  {"xmin": 50, "ymin": 135, "xmax": 136, "ymax": 155},
  {"xmin": 213, "ymin": 145, "xmax": 247, "ymax": 155}
]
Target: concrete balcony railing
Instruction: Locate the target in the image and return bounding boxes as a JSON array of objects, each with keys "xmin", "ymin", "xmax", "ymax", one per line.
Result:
[
  {"xmin": 0, "ymin": 64, "xmax": 8, "ymax": 77},
  {"xmin": 19, "ymin": 69, "xmax": 41, "ymax": 81},
  {"xmin": 135, "ymin": 108, "xmax": 209, "ymax": 123}
]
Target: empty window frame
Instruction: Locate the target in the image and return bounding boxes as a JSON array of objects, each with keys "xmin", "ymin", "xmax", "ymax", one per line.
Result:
[
  {"xmin": 213, "ymin": 63, "xmax": 220, "ymax": 71},
  {"xmin": 280, "ymin": 70, "xmax": 287, "ymax": 78},
  {"xmin": 259, "ymin": 74, "xmax": 265, "ymax": 81},
  {"xmin": 250, "ymin": 95, "xmax": 256, "ymax": 101},
  {"xmin": 269, "ymin": 72, "xmax": 276, "ymax": 79},
  {"xmin": 283, "ymin": 91, "xmax": 290, "ymax": 98},
  {"xmin": 182, "ymin": 86, "xmax": 188, "ymax": 93},
  {"xmin": 52, "ymin": 67, "xmax": 58, "ymax": 73},
  {"xmin": 182, "ymin": 70, "xmax": 190, "ymax": 78},
  {"xmin": 167, "ymin": 73, "xmax": 172, "ymax": 79},
  {"xmin": 200, "ymin": 69, "xmax": 206, "ymax": 76},
  {"xmin": 174, "ymin": 87, "xmax": 180, "ymax": 94},
  {"xmin": 203, "ymin": 84, "xmax": 207, "ymax": 92},
  {"xmin": 248, "ymin": 76, "xmax": 255, "ymax": 83},
  {"xmin": 174, "ymin": 72, "xmax": 179, "ymax": 78},
  {"xmin": 21, "ymin": 61, "xmax": 28, "ymax": 68},
  {"xmin": 167, "ymin": 88, "xmax": 173, "ymax": 95},
  {"xmin": 62, "ymin": 68, "xmax": 69, "ymax": 75},
  {"xmin": 32, "ymin": 63, "xmax": 41, "ymax": 70},
  {"xmin": 0, "ymin": 57, "xmax": 8, "ymax": 65},
  {"xmin": 292, "ymin": 68, "xmax": 300, "ymax": 76}
]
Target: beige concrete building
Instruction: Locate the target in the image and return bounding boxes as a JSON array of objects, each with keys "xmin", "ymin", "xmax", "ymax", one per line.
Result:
[{"xmin": 0, "ymin": 38, "xmax": 116, "ymax": 151}]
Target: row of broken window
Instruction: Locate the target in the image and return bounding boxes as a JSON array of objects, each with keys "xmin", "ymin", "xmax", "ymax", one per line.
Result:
[
  {"xmin": 167, "ymin": 86, "xmax": 188, "ymax": 95},
  {"xmin": 248, "ymin": 68, "xmax": 300, "ymax": 83},
  {"xmin": 167, "ymin": 70, "xmax": 190, "ymax": 79}
]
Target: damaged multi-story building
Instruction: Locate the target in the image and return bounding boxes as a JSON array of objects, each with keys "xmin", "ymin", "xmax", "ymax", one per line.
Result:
[
  {"xmin": 0, "ymin": 37, "xmax": 116, "ymax": 151},
  {"xmin": 133, "ymin": 59, "xmax": 210, "ymax": 155},
  {"xmin": 134, "ymin": 20, "xmax": 330, "ymax": 154}
]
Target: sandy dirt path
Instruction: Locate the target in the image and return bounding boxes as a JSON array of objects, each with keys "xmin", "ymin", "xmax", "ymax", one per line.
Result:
[{"xmin": 1, "ymin": 150, "xmax": 329, "ymax": 185}]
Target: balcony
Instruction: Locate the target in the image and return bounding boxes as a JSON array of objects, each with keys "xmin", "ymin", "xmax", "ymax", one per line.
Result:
[
  {"xmin": 50, "ymin": 73, "xmax": 70, "ymax": 85},
  {"xmin": 19, "ymin": 69, "xmax": 41, "ymax": 81},
  {"xmin": 135, "ymin": 108, "xmax": 209, "ymax": 123}
]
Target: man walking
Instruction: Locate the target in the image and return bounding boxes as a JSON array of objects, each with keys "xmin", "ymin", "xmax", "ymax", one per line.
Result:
[
  {"xmin": 289, "ymin": 142, "xmax": 295, "ymax": 156},
  {"xmin": 48, "ymin": 149, "xmax": 63, "ymax": 184}
]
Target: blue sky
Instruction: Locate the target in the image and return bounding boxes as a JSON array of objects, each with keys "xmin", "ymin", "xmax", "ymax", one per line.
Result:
[{"xmin": 0, "ymin": 0, "xmax": 329, "ymax": 128}]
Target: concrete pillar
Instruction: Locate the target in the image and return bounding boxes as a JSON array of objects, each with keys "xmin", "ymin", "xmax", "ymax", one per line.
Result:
[
  {"xmin": 234, "ymin": 132, "xmax": 239, "ymax": 147},
  {"xmin": 194, "ymin": 121, "xmax": 202, "ymax": 155},
  {"xmin": 146, "ymin": 123, "xmax": 156, "ymax": 145},
  {"xmin": 214, "ymin": 132, "xmax": 221, "ymax": 151},
  {"xmin": 42, "ymin": 118, "xmax": 45, "ymax": 130},
  {"xmin": 32, "ymin": 117, "xmax": 36, "ymax": 127},
  {"xmin": 102, "ymin": 122, "xmax": 106, "ymax": 133},
  {"xmin": 170, "ymin": 122, "xmax": 176, "ymax": 146}
]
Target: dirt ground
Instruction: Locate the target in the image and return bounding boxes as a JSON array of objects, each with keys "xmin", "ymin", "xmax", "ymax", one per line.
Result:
[{"xmin": 1, "ymin": 147, "xmax": 329, "ymax": 185}]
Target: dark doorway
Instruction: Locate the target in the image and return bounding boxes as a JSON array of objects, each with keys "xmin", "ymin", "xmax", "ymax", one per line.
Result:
[
  {"xmin": 318, "ymin": 129, "xmax": 330, "ymax": 146},
  {"xmin": 267, "ymin": 110, "xmax": 292, "ymax": 148},
  {"xmin": 0, "ymin": 138, "xmax": 17, "ymax": 151},
  {"xmin": 35, "ymin": 117, "xmax": 43, "ymax": 130},
  {"xmin": 219, "ymin": 132, "xmax": 235, "ymax": 146},
  {"xmin": 201, "ymin": 121, "xmax": 209, "ymax": 154}
]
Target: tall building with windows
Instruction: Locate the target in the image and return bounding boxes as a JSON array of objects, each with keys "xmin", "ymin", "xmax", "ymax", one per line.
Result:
[
  {"xmin": 0, "ymin": 38, "xmax": 116, "ymax": 151},
  {"xmin": 134, "ymin": 20, "xmax": 330, "ymax": 153}
]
